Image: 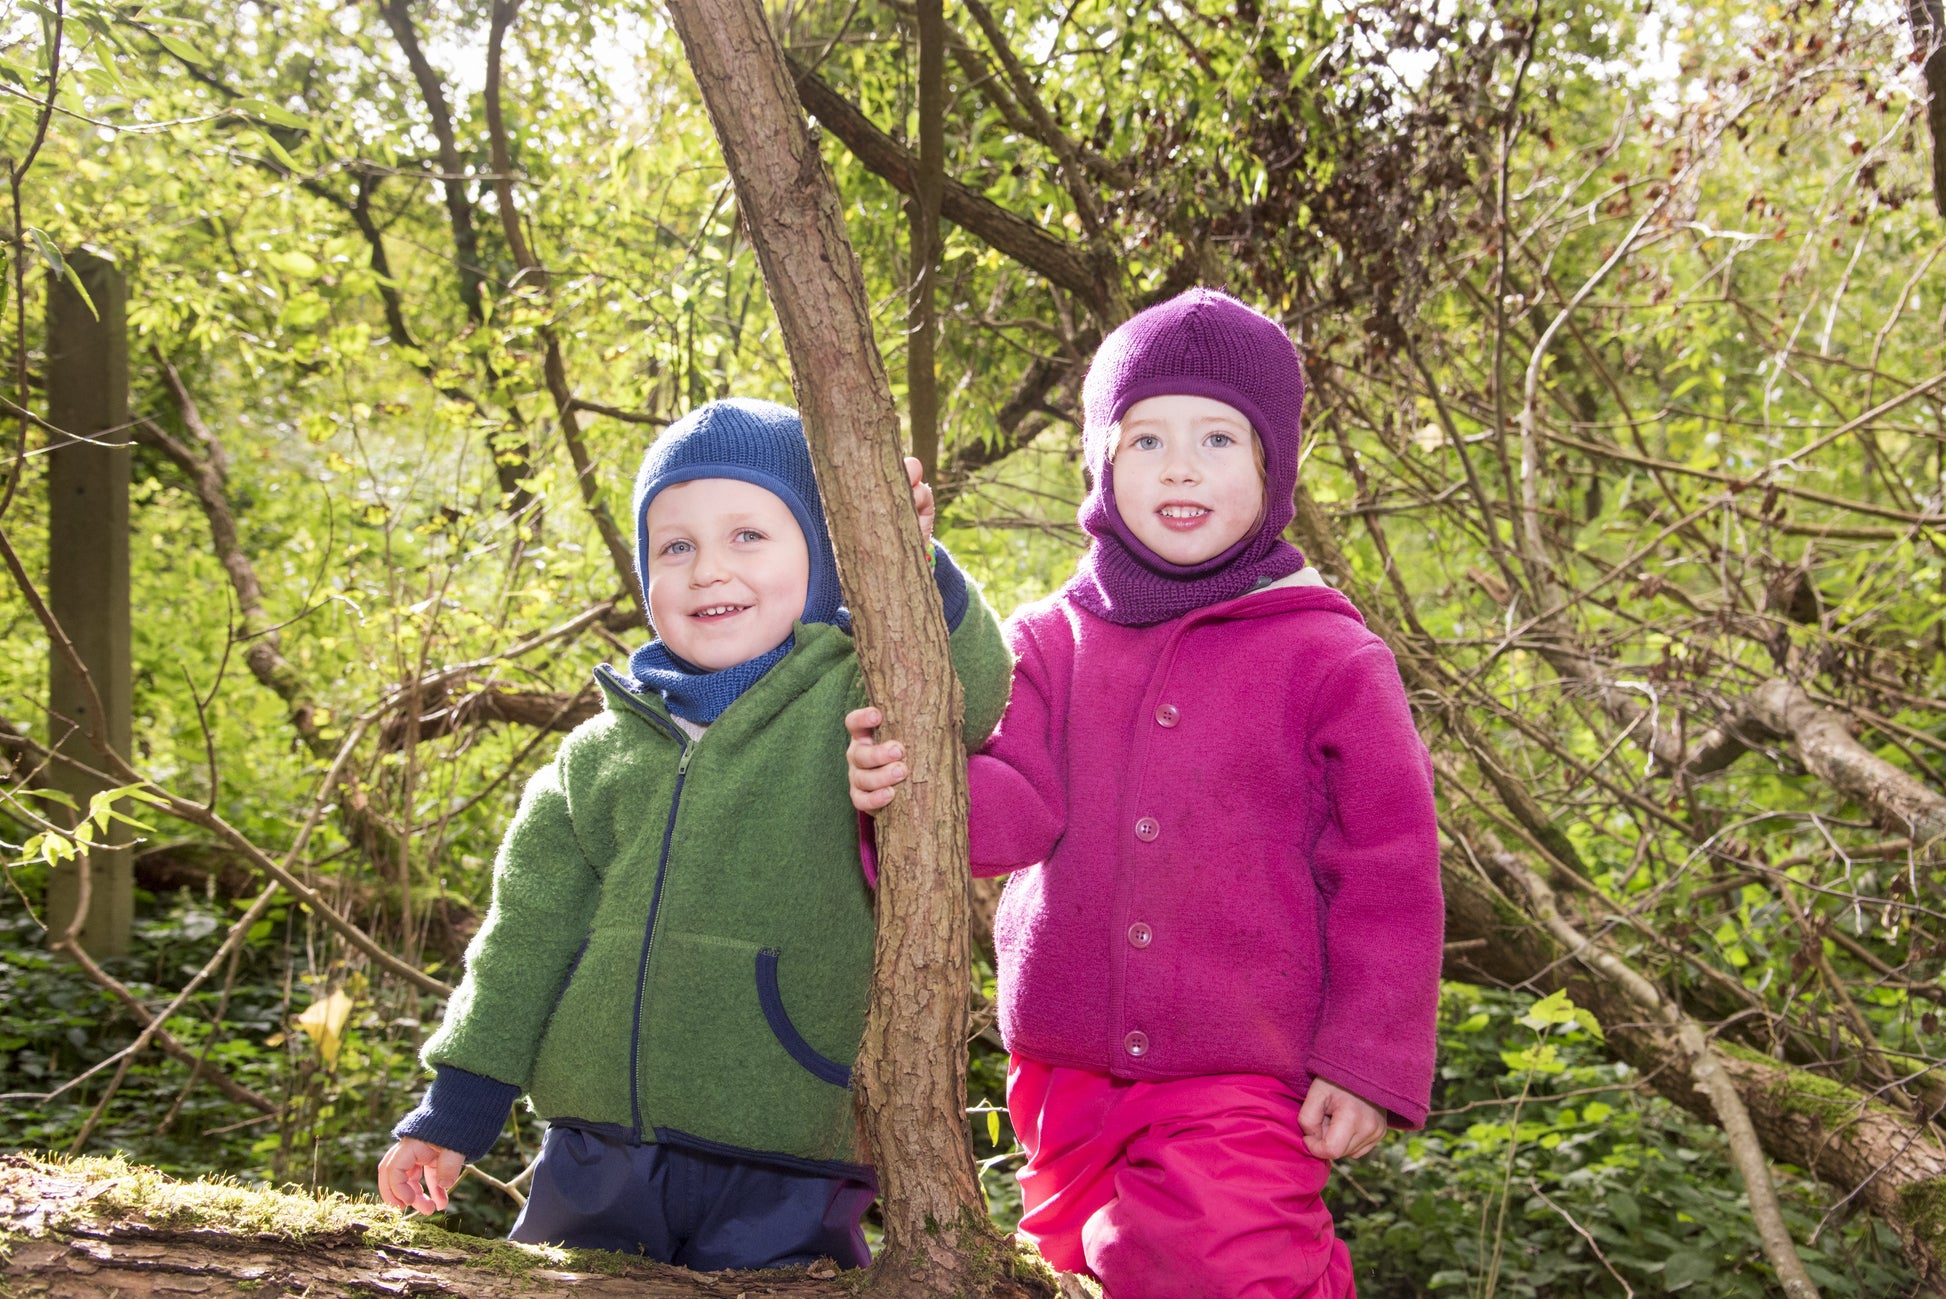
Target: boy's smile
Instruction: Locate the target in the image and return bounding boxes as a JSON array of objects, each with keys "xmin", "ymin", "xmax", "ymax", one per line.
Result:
[
  {"xmin": 644, "ymin": 478, "xmax": 811, "ymax": 671},
  {"xmin": 1111, "ymin": 394, "xmax": 1265, "ymax": 566}
]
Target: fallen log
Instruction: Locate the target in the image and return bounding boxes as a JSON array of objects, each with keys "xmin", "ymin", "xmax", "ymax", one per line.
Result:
[{"xmin": 0, "ymin": 1154, "xmax": 854, "ymax": 1299}]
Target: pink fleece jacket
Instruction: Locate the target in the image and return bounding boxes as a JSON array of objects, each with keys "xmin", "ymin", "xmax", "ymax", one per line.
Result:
[{"xmin": 970, "ymin": 581, "xmax": 1443, "ymax": 1126}]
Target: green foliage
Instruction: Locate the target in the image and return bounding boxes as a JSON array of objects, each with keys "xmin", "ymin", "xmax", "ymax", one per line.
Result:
[
  {"xmin": 0, "ymin": 891, "xmax": 538, "ymax": 1239},
  {"xmin": 0, "ymin": 0, "xmax": 1940, "ymax": 1289},
  {"xmin": 1335, "ymin": 987, "xmax": 1914, "ymax": 1297}
]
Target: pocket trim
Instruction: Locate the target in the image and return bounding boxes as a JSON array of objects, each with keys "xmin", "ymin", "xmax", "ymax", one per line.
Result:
[{"xmin": 754, "ymin": 948, "xmax": 852, "ymax": 1088}]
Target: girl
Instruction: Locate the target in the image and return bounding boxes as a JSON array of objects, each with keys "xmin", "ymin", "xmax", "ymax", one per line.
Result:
[{"xmin": 847, "ymin": 289, "xmax": 1442, "ymax": 1298}]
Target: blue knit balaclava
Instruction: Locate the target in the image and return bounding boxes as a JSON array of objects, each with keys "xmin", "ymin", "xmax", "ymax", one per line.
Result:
[{"xmin": 626, "ymin": 398, "xmax": 845, "ymax": 724}]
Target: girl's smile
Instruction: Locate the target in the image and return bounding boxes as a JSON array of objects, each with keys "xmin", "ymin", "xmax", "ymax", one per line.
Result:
[{"xmin": 1110, "ymin": 394, "xmax": 1265, "ymax": 566}]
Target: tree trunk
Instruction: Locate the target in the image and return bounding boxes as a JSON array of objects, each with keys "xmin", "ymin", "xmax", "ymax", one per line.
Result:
[{"xmin": 658, "ymin": 3, "xmax": 1041, "ymax": 1294}]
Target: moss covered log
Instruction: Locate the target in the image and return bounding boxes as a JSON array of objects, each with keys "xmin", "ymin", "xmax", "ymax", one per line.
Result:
[{"xmin": 0, "ymin": 1155, "xmax": 859, "ymax": 1299}]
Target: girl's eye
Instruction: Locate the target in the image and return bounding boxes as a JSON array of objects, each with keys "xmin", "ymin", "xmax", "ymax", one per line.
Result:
[
  {"xmin": 1204, "ymin": 432, "xmax": 1235, "ymax": 448},
  {"xmin": 1130, "ymin": 434, "xmax": 1162, "ymax": 452}
]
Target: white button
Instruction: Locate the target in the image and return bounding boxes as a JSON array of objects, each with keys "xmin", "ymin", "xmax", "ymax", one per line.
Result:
[
  {"xmin": 1134, "ymin": 817, "xmax": 1159, "ymax": 842},
  {"xmin": 1123, "ymin": 1030, "xmax": 1150, "ymax": 1058},
  {"xmin": 1128, "ymin": 922, "xmax": 1153, "ymax": 949}
]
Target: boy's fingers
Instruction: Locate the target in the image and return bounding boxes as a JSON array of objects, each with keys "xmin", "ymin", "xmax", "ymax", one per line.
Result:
[
  {"xmin": 852, "ymin": 785, "xmax": 896, "ymax": 812},
  {"xmin": 847, "ymin": 736, "xmax": 903, "ymax": 770},
  {"xmin": 904, "ymin": 456, "xmax": 922, "ymax": 488},
  {"xmin": 853, "ymin": 762, "xmax": 908, "ymax": 792},
  {"xmin": 844, "ymin": 706, "xmax": 881, "ymax": 741}
]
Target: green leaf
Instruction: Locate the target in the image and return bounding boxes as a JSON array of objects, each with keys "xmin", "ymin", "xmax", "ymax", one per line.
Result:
[
  {"xmin": 255, "ymin": 128, "xmax": 300, "ymax": 173},
  {"xmin": 1663, "ymin": 1249, "xmax": 1716, "ymax": 1289},
  {"xmin": 235, "ymin": 97, "xmax": 310, "ymax": 131},
  {"xmin": 25, "ymin": 230, "xmax": 97, "ymax": 321},
  {"xmin": 151, "ymin": 31, "xmax": 209, "ymax": 65},
  {"xmin": 986, "ymin": 1109, "xmax": 1000, "ymax": 1147},
  {"xmin": 265, "ymin": 250, "xmax": 319, "ymax": 279},
  {"xmin": 1520, "ymin": 989, "xmax": 1582, "ymax": 1029}
]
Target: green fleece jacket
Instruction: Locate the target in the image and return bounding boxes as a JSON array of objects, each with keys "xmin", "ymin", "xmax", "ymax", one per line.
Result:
[{"xmin": 420, "ymin": 604, "xmax": 1011, "ymax": 1172}]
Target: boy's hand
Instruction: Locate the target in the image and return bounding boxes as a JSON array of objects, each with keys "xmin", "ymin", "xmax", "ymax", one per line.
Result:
[
  {"xmin": 378, "ymin": 1137, "xmax": 466, "ymax": 1215},
  {"xmin": 905, "ymin": 456, "xmax": 935, "ymax": 546},
  {"xmin": 846, "ymin": 706, "xmax": 909, "ymax": 813},
  {"xmin": 1298, "ymin": 1078, "xmax": 1388, "ymax": 1161}
]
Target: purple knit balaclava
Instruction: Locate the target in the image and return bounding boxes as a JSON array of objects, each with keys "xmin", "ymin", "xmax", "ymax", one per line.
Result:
[{"xmin": 1064, "ymin": 287, "xmax": 1308, "ymax": 626}]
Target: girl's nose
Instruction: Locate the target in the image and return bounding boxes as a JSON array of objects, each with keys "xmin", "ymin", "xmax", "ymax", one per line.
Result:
[{"xmin": 1160, "ymin": 445, "xmax": 1200, "ymax": 483}]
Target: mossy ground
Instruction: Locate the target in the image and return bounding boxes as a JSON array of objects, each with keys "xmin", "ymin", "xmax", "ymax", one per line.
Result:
[
  {"xmin": 1894, "ymin": 1178, "xmax": 1946, "ymax": 1259},
  {"xmin": 0, "ymin": 1153, "xmax": 630, "ymax": 1278}
]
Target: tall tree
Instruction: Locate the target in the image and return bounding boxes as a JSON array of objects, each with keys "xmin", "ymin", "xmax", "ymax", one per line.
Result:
[{"xmin": 660, "ymin": 1, "xmax": 1033, "ymax": 1293}]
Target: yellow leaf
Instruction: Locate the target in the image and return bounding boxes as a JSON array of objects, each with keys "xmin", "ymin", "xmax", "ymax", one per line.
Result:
[{"xmin": 294, "ymin": 988, "xmax": 355, "ymax": 1069}]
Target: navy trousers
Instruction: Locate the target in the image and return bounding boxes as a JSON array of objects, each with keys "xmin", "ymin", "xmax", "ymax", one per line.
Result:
[{"xmin": 508, "ymin": 1125, "xmax": 874, "ymax": 1270}]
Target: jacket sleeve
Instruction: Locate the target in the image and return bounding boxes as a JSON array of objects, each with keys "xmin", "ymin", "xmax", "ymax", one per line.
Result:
[
  {"xmin": 936, "ymin": 542, "xmax": 1014, "ymax": 749},
  {"xmin": 967, "ymin": 619, "xmax": 1067, "ymax": 878},
  {"xmin": 1301, "ymin": 641, "xmax": 1443, "ymax": 1128},
  {"xmin": 416, "ymin": 746, "xmax": 602, "ymax": 1104}
]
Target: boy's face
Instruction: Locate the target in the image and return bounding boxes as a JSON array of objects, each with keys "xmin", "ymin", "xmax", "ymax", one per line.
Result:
[
  {"xmin": 1110, "ymin": 394, "xmax": 1265, "ymax": 566},
  {"xmin": 644, "ymin": 478, "xmax": 811, "ymax": 671}
]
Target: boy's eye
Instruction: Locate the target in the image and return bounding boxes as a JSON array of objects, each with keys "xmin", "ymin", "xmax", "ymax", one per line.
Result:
[
  {"xmin": 735, "ymin": 528, "xmax": 766, "ymax": 543},
  {"xmin": 659, "ymin": 539, "xmax": 693, "ymax": 557}
]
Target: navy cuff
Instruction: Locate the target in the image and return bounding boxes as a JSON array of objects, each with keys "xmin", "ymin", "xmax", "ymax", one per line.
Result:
[
  {"xmin": 392, "ymin": 1064, "xmax": 521, "ymax": 1162},
  {"xmin": 932, "ymin": 542, "xmax": 970, "ymax": 632}
]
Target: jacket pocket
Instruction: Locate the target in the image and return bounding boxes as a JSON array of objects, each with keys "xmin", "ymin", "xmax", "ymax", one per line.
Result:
[
  {"xmin": 636, "ymin": 931, "xmax": 862, "ymax": 1164},
  {"xmin": 756, "ymin": 948, "xmax": 851, "ymax": 1087}
]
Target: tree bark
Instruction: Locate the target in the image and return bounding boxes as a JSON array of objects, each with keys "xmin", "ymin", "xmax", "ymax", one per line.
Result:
[
  {"xmin": 661, "ymin": 3, "xmax": 1040, "ymax": 1295},
  {"xmin": 905, "ymin": 0, "xmax": 944, "ymax": 481},
  {"xmin": 1740, "ymin": 678, "xmax": 1946, "ymax": 851},
  {"xmin": 1906, "ymin": 0, "xmax": 1946, "ymax": 216}
]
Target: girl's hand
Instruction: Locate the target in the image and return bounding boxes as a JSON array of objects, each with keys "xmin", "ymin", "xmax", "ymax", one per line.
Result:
[
  {"xmin": 846, "ymin": 706, "xmax": 908, "ymax": 813},
  {"xmin": 377, "ymin": 1137, "xmax": 466, "ymax": 1215},
  {"xmin": 906, "ymin": 456, "xmax": 936, "ymax": 546},
  {"xmin": 1298, "ymin": 1078, "xmax": 1389, "ymax": 1161}
]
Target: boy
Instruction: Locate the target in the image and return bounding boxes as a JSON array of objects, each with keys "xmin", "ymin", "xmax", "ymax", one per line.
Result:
[{"xmin": 378, "ymin": 398, "xmax": 1012, "ymax": 1270}]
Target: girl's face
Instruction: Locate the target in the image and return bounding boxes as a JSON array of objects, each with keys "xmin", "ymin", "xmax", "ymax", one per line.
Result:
[
  {"xmin": 1110, "ymin": 394, "xmax": 1265, "ymax": 566},
  {"xmin": 644, "ymin": 478, "xmax": 810, "ymax": 670}
]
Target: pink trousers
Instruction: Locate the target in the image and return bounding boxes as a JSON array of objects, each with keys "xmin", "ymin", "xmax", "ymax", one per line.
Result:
[{"xmin": 1007, "ymin": 1056, "xmax": 1356, "ymax": 1299}]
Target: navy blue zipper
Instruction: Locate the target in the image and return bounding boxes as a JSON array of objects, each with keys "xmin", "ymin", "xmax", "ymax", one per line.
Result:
[{"xmin": 597, "ymin": 666, "xmax": 694, "ymax": 1140}]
